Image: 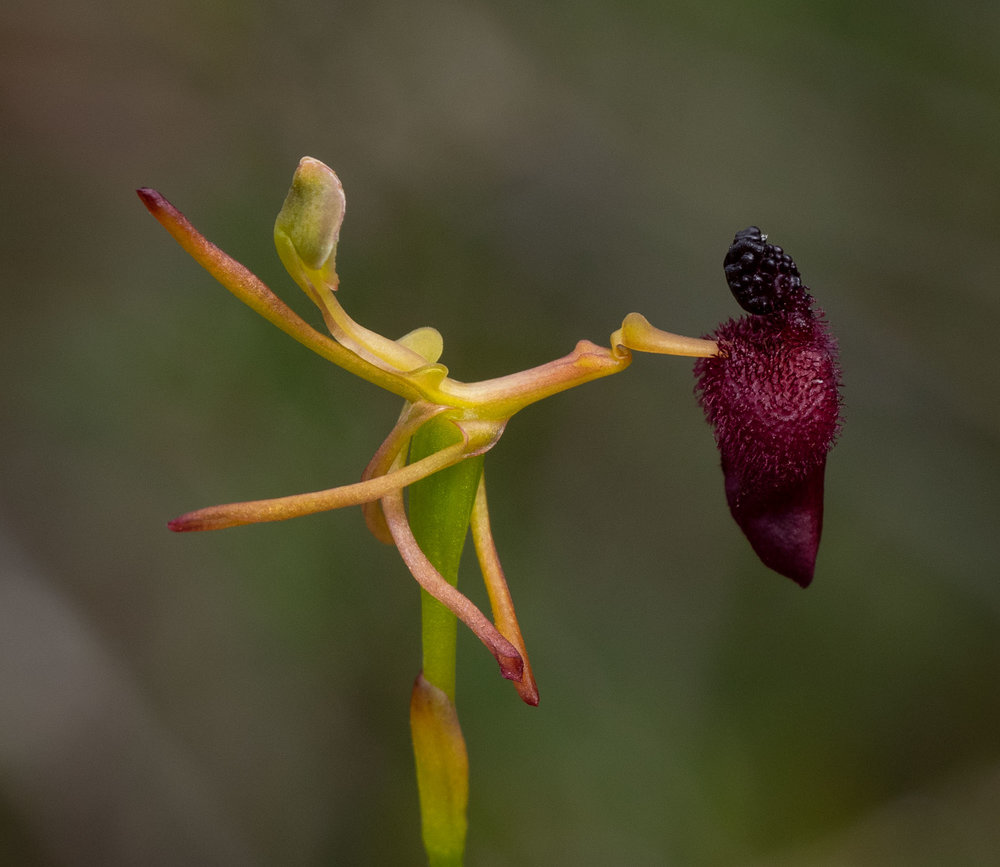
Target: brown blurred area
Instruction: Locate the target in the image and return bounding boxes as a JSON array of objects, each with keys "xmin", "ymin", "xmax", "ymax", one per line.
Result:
[{"xmin": 2, "ymin": 1, "xmax": 999, "ymax": 864}]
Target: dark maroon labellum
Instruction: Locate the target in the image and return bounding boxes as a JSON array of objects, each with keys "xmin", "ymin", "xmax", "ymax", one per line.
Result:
[{"xmin": 695, "ymin": 229, "xmax": 841, "ymax": 587}]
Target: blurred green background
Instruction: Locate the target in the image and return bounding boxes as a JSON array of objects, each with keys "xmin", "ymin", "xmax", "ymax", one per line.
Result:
[{"xmin": 3, "ymin": 1, "xmax": 999, "ymax": 864}]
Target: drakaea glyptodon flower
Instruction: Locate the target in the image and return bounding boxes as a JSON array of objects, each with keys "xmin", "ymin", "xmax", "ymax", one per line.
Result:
[{"xmin": 138, "ymin": 158, "xmax": 841, "ymax": 702}]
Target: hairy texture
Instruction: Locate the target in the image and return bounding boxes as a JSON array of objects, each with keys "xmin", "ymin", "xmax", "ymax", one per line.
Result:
[
  {"xmin": 695, "ymin": 228, "xmax": 841, "ymax": 587},
  {"xmin": 697, "ymin": 313, "xmax": 840, "ymax": 487}
]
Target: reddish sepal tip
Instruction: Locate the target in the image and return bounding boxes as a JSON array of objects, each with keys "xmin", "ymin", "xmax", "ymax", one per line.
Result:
[
  {"xmin": 520, "ymin": 686, "xmax": 540, "ymax": 707},
  {"xmin": 498, "ymin": 654, "xmax": 525, "ymax": 684},
  {"xmin": 136, "ymin": 187, "xmax": 167, "ymax": 213}
]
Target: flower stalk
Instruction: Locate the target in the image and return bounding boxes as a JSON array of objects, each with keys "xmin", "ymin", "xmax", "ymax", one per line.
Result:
[{"xmin": 405, "ymin": 416, "xmax": 482, "ymax": 863}]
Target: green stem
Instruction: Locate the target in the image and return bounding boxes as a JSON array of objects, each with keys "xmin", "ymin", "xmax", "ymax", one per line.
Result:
[{"xmin": 407, "ymin": 416, "xmax": 484, "ymax": 865}]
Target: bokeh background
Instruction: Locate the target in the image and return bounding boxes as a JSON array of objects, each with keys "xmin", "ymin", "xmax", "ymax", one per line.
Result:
[{"xmin": 3, "ymin": 1, "xmax": 999, "ymax": 864}]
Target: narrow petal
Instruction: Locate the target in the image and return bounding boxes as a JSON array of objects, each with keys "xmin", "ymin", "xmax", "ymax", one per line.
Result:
[
  {"xmin": 382, "ymin": 489, "xmax": 524, "ymax": 683},
  {"xmin": 470, "ymin": 475, "xmax": 539, "ymax": 706},
  {"xmin": 136, "ymin": 188, "xmax": 422, "ymax": 402},
  {"xmin": 168, "ymin": 438, "xmax": 471, "ymax": 532}
]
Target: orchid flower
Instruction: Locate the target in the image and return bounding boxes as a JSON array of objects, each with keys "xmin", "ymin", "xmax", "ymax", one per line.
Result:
[
  {"xmin": 139, "ymin": 160, "xmax": 843, "ymax": 864},
  {"xmin": 137, "ymin": 157, "xmax": 718, "ymax": 706}
]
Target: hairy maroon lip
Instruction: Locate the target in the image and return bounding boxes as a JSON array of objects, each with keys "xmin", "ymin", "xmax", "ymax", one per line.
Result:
[{"xmin": 694, "ymin": 228, "xmax": 842, "ymax": 586}]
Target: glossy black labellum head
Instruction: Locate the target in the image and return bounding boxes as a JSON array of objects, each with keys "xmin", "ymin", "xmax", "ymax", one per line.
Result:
[{"xmin": 723, "ymin": 226, "xmax": 805, "ymax": 316}]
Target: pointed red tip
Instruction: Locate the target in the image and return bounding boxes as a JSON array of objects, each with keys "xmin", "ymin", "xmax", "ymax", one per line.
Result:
[
  {"xmin": 518, "ymin": 684, "xmax": 540, "ymax": 707},
  {"xmin": 167, "ymin": 515, "xmax": 203, "ymax": 532},
  {"xmin": 136, "ymin": 187, "xmax": 169, "ymax": 215}
]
